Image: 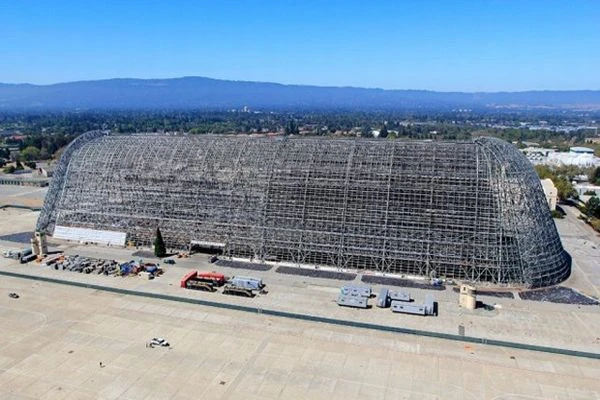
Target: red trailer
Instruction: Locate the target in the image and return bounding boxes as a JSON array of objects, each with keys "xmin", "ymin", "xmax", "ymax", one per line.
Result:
[{"xmin": 180, "ymin": 271, "xmax": 227, "ymax": 292}]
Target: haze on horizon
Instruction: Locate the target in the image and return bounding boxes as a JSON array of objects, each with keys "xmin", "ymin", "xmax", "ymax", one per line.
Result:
[{"xmin": 1, "ymin": 0, "xmax": 599, "ymax": 92}]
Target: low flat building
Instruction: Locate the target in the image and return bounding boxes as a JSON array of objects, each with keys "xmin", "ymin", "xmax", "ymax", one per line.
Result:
[
  {"xmin": 574, "ymin": 183, "xmax": 600, "ymax": 198},
  {"xmin": 540, "ymin": 178, "xmax": 557, "ymax": 211}
]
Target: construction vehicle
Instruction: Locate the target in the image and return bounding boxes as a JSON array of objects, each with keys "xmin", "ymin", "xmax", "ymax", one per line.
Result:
[
  {"xmin": 222, "ymin": 276, "xmax": 265, "ymax": 297},
  {"xmin": 180, "ymin": 271, "xmax": 227, "ymax": 292}
]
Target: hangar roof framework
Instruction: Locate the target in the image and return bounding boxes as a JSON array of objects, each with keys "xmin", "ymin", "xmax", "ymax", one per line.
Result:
[{"xmin": 38, "ymin": 132, "xmax": 570, "ymax": 287}]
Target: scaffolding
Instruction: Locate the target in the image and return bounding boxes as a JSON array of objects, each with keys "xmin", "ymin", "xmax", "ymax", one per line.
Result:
[{"xmin": 38, "ymin": 133, "xmax": 570, "ymax": 287}]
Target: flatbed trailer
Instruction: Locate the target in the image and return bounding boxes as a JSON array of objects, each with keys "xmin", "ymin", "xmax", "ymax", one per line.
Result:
[
  {"xmin": 185, "ymin": 279, "xmax": 216, "ymax": 292},
  {"xmin": 222, "ymin": 284, "xmax": 254, "ymax": 297}
]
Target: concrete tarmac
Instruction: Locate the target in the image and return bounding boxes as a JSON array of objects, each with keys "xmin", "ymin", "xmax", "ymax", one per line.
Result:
[{"xmin": 0, "ymin": 205, "xmax": 599, "ymax": 399}]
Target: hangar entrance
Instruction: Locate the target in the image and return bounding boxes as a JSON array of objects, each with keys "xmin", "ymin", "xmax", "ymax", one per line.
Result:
[{"xmin": 189, "ymin": 240, "xmax": 224, "ymax": 255}]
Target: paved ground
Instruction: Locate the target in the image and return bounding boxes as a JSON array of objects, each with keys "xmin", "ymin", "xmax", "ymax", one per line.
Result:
[
  {"xmin": 1, "ymin": 275, "xmax": 599, "ymax": 400},
  {"xmin": 0, "ymin": 206, "xmax": 599, "ymax": 399},
  {"xmin": 557, "ymin": 205, "xmax": 600, "ymax": 298},
  {"xmin": 0, "ymin": 185, "xmax": 47, "ymax": 208}
]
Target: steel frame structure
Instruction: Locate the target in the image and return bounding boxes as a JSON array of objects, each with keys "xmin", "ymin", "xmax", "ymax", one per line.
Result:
[{"xmin": 38, "ymin": 133, "xmax": 570, "ymax": 287}]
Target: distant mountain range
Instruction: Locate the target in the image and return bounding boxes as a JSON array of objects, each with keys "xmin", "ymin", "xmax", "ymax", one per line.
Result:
[{"xmin": 1, "ymin": 76, "xmax": 599, "ymax": 111}]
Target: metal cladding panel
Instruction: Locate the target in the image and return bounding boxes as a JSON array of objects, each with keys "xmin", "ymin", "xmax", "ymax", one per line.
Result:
[
  {"xmin": 38, "ymin": 133, "xmax": 571, "ymax": 287},
  {"xmin": 54, "ymin": 225, "xmax": 126, "ymax": 246}
]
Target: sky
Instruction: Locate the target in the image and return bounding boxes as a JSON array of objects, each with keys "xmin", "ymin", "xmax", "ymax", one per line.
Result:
[{"xmin": 1, "ymin": 0, "xmax": 599, "ymax": 92}]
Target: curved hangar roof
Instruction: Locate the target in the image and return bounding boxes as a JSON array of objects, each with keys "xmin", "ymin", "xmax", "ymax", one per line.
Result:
[{"xmin": 38, "ymin": 132, "xmax": 570, "ymax": 287}]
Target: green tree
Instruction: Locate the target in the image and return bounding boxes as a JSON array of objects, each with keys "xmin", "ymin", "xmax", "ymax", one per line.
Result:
[
  {"xmin": 153, "ymin": 227, "xmax": 167, "ymax": 258},
  {"xmin": 379, "ymin": 125, "xmax": 389, "ymax": 138},
  {"xmin": 589, "ymin": 167, "xmax": 600, "ymax": 185},
  {"xmin": 284, "ymin": 120, "xmax": 299, "ymax": 136},
  {"xmin": 534, "ymin": 165, "xmax": 553, "ymax": 180},
  {"xmin": 553, "ymin": 176, "xmax": 575, "ymax": 201},
  {"xmin": 361, "ymin": 126, "xmax": 372, "ymax": 138},
  {"xmin": 586, "ymin": 196, "xmax": 600, "ymax": 218},
  {"xmin": 20, "ymin": 146, "xmax": 41, "ymax": 161}
]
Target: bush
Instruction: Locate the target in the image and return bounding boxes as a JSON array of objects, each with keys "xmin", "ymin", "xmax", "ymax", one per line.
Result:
[
  {"xmin": 583, "ymin": 190, "xmax": 597, "ymax": 196},
  {"xmin": 15, "ymin": 160, "xmax": 24, "ymax": 170},
  {"xmin": 588, "ymin": 217, "xmax": 600, "ymax": 232},
  {"xmin": 25, "ymin": 161, "xmax": 37, "ymax": 169},
  {"xmin": 3, "ymin": 165, "xmax": 16, "ymax": 174},
  {"xmin": 551, "ymin": 210, "xmax": 564, "ymax": 219}
]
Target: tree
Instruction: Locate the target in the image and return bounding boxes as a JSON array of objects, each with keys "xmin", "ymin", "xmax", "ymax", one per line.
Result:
[
  {"xmin": 361, "ymin": 126, "xmax": 373, "ymax": 138},
  {"xmin": 534, "ymin": 165, "xmax": 553, "ymax": 180},
  {"xmin": 20, "ymin": 146, "xmax": 41, "ymax": 161},
  {"xmin": 284, "ymin": 120, "xmax": 299, "ymax": 136},
  {"xmin": 589, "ymin": 166, "xmax": 600, "ymax": 185},
  {"xmin": 154, "ymin": 227, "xmax": 166, "ymax": 257},
  {"xmin": 553, "ymin": 176, "xmax": 575, "ymax": 201},
  {"xmin": 379, "ymin": 125, "xmax": 389, "ymax": 138},
  {"xmin": 586, "ymin": 196, "xmax": 600, "ymax": 219}
]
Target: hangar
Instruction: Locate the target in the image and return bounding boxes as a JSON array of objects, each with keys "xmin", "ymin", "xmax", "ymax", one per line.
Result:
[{"xmin": 38, "ymin": 131, "xmax": 570, "ymax": 287}]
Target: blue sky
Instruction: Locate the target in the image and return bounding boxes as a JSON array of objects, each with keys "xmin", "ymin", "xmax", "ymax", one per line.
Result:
[{"xmin": 1, "ymin": 0, "xmax": 598, "ymax": 91}]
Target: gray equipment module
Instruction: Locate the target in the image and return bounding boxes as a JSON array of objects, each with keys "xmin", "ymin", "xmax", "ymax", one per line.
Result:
[
  {"xmin": 391, "ymin": 295, "xmax": 436, "ymax": 316},
  {"xmin": 391, "ymin": 301, "xmax": 427, "ymax": 315},
  {"xmin": 337, "ymin": 294, "xmax": 369, "ymax": 309},
  {"xmin": 229, "ymin": 276, "xmax": 264, "ymax": 291},
  {"xmin": 389, "ymin": 290, "xmax": 411, "ymax": 302},
  {"xmin": 376, "ymin": 288, "xmax": 390, "ymax": 308},
  {"xmin": 424, "ymin": 294, "xmax": 435, "ymax": 316},
  {"xmin": 341, "ymin": 285, "xmax": 372, "ymax": 298},
  {"xmin": 38, "ymin": 132, "xmax": 571, "ymax": 288}
]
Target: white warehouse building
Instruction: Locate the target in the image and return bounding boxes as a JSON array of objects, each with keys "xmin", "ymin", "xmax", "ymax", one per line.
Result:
[
  {"xmin": 524, "ymin": 146, "xmax": 600, "ymax": 167},
  {"xmin": 546, "ymin": 147, "xmax": 600, "ymax": 167}
]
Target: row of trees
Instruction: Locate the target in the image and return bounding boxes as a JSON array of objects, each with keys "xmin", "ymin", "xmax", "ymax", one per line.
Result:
[{"xmin": 3, "ymin": 110, "xmax": 597, "ymax": 141}]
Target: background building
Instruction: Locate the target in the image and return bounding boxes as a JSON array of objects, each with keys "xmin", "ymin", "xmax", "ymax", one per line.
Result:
[
  {"xmin": 524, "ymin": 145, "xmax": 600, "ymax": 167},
  {"xmin": 540, "ymin": 178, "xmax": 558, "ymax": 211}
]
